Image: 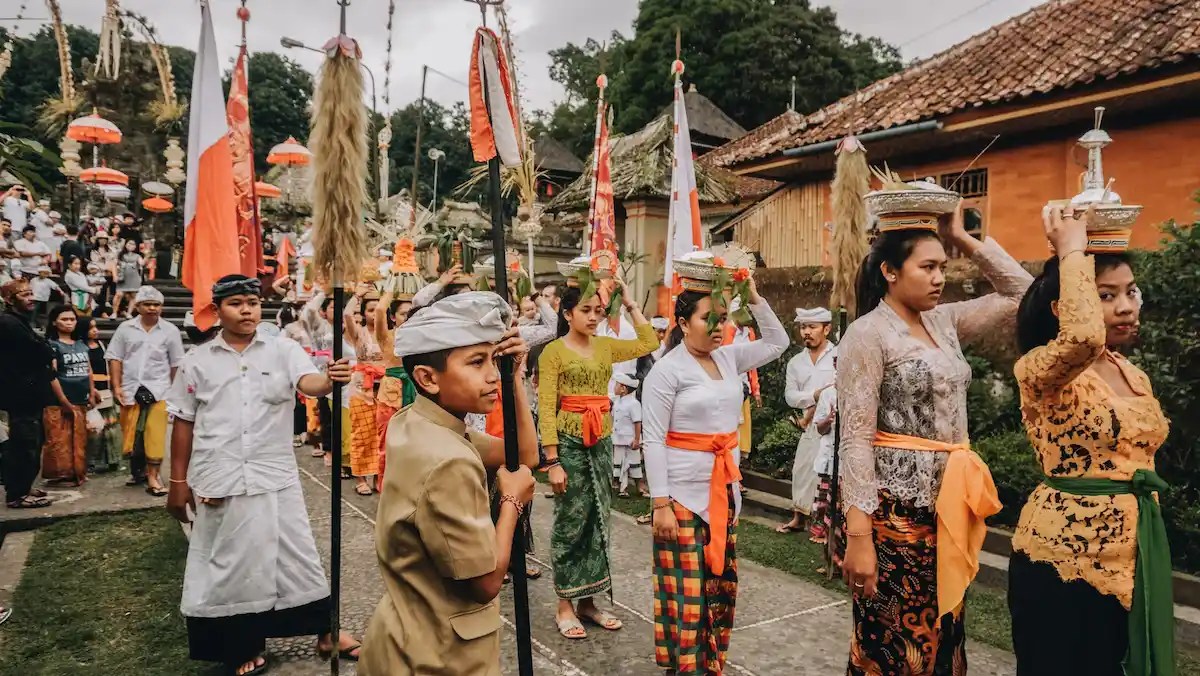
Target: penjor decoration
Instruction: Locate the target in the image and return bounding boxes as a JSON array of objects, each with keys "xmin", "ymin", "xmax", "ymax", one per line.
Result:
[
  {"xmin": 829, "ymin": 135, "xmax": 870, "ymax": 319},
  {"xmin": 309, "ymin": 4, "xmax": 368, "ymax": 671},
  {"xmin": 464, "ymin": 2, "xmax": 534, "ymax": 675}
]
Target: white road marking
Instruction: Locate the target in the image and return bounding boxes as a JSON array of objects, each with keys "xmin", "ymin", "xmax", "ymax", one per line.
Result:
[
  {"xmin": 298, "ymin": 466, "xmax": 593, "ymax": 676},
  {"xmin": 733, "ymin": 599, "xmax": 847, "ymax": 631}
]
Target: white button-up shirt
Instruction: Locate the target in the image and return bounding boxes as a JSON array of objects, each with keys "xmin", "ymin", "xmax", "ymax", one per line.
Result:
[
  {"xmin": 783, "ymin": 341, "xmax": 838, "ymax": 410},
  {"xmin": 642, "ymin": 301, "xmax": 789, "ymax": 522},
  {"xmin": 610, "ymin": 392, "xmax": 642, "ymax": 447},
  {"xmin": 166, "ymin": 331, "xmax": 319, "ymax": 499},
  {"xmin": 105, "ymin": 317, "xmax": 185, "ymax": 401}
]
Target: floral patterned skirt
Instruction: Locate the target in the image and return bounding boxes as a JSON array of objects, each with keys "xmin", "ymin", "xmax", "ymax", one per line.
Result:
[
  {"xmin": 848, "ymin": 490, "xmax": 966, "ymax": 676},
  {"xmin": 550, "ymin": 433, "xmax": 612, "ymax": 600}
]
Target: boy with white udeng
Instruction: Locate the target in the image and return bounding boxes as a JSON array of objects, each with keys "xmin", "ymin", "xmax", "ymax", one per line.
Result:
[
  {"xmin": 360, "ymin": 292, "xmax": 539, "ymax": 675},
  {"xmin": 610, "ymin": 372, "xmax": 645, "ymax": 497}
]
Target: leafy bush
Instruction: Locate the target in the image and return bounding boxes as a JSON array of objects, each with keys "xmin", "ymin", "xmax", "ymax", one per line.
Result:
[
  {"xmin": 748, "ymin": 417, "xmax": 801, "ymax": 476},
  {"xmin": 974, "ymin": 432, "xmax": 1040, "ymax": 527}
]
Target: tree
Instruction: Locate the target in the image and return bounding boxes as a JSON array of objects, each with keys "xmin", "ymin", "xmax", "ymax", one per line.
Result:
[
  {"xmin": 384, "ymin": 99, "xmax": 482, "ymax": 211},
  {"xmin": 605, "ymin": 0, "xmax": 901, "ymax": 134},
  {"xmin": 536, "ymin": 32, "xmax": 627, "ymax": 158}
]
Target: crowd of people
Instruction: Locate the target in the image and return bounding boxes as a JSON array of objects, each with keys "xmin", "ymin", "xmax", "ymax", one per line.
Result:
[
  {"xmin": 0, "ymin": 191, "xmax": 1178, "ymax": 675},
  {"xmin": 0, "ymin": 185, "xmax": 158, "ymax": 327}
]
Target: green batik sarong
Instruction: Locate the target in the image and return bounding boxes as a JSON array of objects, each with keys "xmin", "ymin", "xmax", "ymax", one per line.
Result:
[
  {"xmin": 552, "ymin": 433, "xmax": 613, "ymax": 600},
  {"xmin": 1044, "ymin": 470, "xmax": 1175, "ymax": 676}
]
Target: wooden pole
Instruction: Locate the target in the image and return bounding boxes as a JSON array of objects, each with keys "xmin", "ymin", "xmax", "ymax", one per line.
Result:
[
  {"xmin": 825, "ymin": 308, "xmax": 847, "ymax": 578},
  {"xmin": 407, "ymin": 65, "xmax": 427, "ymax": 230}
]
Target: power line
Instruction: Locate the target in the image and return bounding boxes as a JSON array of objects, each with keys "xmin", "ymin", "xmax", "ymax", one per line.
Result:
[{"xmin": 897, "ymin": 0, "xmax": 1010, "ymax": 49}]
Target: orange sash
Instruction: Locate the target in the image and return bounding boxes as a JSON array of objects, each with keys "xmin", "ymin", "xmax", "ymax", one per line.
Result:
[
  {"xmin": 873, "ymin": 431, "xmax": 1001, "ymax": 618},
  {"xmin": 665, "ymin": 430, "xmax": 741, "ymax": 576},
  {"xmin": 559, "ymin": 395, "xmax": 611, "ymax": 447},
  {"xmin": 353, "ymin": 363, "xmax": 386, "ymax": 391}
]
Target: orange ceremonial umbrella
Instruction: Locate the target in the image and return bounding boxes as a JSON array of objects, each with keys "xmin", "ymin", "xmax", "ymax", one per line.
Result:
[
  {"xmin": 267, "ymin": 136, "xmax": 311, "ymax": 166},
  {"xmin": 80, "ymin": 166, "xmax": 129, "ymax": 186},
  {"xmin": 254, "ymin": 181, "xmax": 283, "ymax": 198},
  {"xmin": 66, "ymin": 112, "xmax": 123, "ymax": 145},
  {"xmin": 142, "ymin": 196, "xmax": 173, "ymax": 213}
]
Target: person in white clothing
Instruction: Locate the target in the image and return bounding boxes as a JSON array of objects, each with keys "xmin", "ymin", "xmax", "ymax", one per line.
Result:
[
  {"xmin": 776, "ymin": 306, "xmax": 838, "ymax": 534},
  {"xmin": 1, "ymin": 185, "xmax": 31, "ymax": 231},
  {"xmin": 63, "ymin": 256, "xmax": 98, "ymax": 313},
  {"xmin": 13, "ymin": 225, "xmax": 51, "ymax": 278},
  {"xmin": 165, "ymin": 274, "xmax": 360, "ymax": 675},
  {"xmin": 610, "ymin": 372, "xmax": 644, "ymax": 497},
  {"xmin": 808, "ymin": 382, "xmax": 838, "ymax": 547},
  {"xmin": 29, "ymin": 265, "xmax": 60, "ymax": 329},
  {"xmin": 642, "ymin": 264, "xmax": 787, "ymax": 675},
  {"xmin": 649, "ymin": 316, "xmax": 669, "ymax": 360}
]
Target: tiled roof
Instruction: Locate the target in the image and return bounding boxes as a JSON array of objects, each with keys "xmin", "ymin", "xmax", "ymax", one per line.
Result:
[{"xmin": 707, "ymin": 0, "xmax": 1200, "ymax": 168}]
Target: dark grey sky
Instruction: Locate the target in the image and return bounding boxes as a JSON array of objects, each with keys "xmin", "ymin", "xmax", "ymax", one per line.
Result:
[{"xmin": 38, "ymin": 0, "xmax": 1046, "ymax": 116}]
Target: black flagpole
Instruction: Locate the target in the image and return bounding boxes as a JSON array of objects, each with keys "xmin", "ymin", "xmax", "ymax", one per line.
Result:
[
  {"xmin": 473, "ymin": 3, "xmax": 534, "ymax": 673},
  {"xmin": 328, "ymin": 3, "xmax": 349, "ymax": 673},
  {"xmin": 825, "ymin": 308, "xmax": 847, "ymax": 578}
]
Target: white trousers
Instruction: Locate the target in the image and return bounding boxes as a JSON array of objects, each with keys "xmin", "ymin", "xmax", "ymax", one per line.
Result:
[
  {"xmin": 791, "ymin": 426, "xmax": 822, "ymax": 514},
  {"xmin": 611, "ymin": 444, "xmax": 643, "ymax": 491}
]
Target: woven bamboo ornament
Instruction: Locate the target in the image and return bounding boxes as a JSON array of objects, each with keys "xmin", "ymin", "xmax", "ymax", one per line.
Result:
[
  {"xmin": 310, "ymin": 35, "xmax": 368, "ymax": 286},
  {"xmin": 830, "ymin": 135, "xmax": 870, "ymax": 318}
]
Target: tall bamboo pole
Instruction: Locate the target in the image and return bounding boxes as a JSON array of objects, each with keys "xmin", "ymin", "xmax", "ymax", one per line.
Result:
[{"xmin": 469, "ymin": 5, "xmax": 534, "ymax": 673}]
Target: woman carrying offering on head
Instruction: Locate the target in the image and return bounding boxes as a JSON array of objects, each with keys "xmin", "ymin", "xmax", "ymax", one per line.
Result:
[
  {"xmin": 838, "ymin": 179, "xmax": 1032, "ymax": 675},
  {"xmin": 344, "ymin": 282, "xmax": 383, "ymax": 496},
  {"xmin": 539, "ymin": 269, "xmax": 658, "ymax": 639},
  {"xmin": 1008, "ymin": 204, "xmax": 1174, "ymax": 675},
  {"xmin": 642, "ymin": 253, "xmax": 788, "ymax": 675}
]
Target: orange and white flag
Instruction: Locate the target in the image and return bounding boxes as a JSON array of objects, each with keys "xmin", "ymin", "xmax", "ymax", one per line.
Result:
[
  {"xmin": 182, "ymin": 0, "xmax": 240, "ymax": 331},
  {"xmin": 664, "ymin": 62, "xmax": 702, "ymax": 287},
  {"xmin": 468, "ymin": 27, "xmax": 521, "ymax": 167}
]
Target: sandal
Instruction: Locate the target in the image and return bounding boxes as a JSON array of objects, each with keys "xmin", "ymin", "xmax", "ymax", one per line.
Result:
[
  {"xmin": 578, "ymin": 607, "xmax": 623, "ymax": 631},
  {"xmin": 0, "ymin": 605, "xmax": 11, "ymax": 625},
  {"xmin": 317, "ymin": 641, "xmax": 361, "ymax": 662},
  {"xmin": 6, "ymin": 496, "xmax": 52, "ymax": 509},
  {"xmin": 228, "ymin": 655, "xmax": 268, "ymax": 676},
  {"xmin": 775, "ymin": 523, "xmax": 804, "ymax": 534},
  {"xmin": 146, "ymin": 485, "xmax": 168, "ymax": 497},
  {"xmin": 618, "ymin": 490, "xmax": 630, "ymax": 498},
  {"xmin": 29, "ymin": 488, "xmax": 48, "ymax": 498},
  {"xmin": 355, "ymin": 484, "xmax": 373, "ymax": 497},
  {"xmin": 556, "ymin": 617, "xmax": 587, "ymax": 640},
  {"xmin": 311, "ymin": 449, "xmax": 325, "ymax": 458},
  {"xmin": 636, "ymin": 513, "xmax": 652, "ymax": 525},
  {"xmin": 526, "ymin": 566, "xmax": 542, "ymax": 580}
]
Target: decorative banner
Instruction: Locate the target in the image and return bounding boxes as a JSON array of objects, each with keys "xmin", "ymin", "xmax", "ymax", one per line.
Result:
[
  {"xmin": 664, "ymin": 59, "xmax": 702, "ymax": 288},
  {"xmin": 468, "ymin": 27, "xmax": 521, "ymax": 167},
  {"xmin": 182, "ymin": 0, "xmax": 241, "ymax": 331},
  {"xmin": 589, "ymin": 78, "xmax": 616, "ymax": 256},
  {"xmin": 227, "ymin": 35, "xmax": 262, "ymax": 278}
]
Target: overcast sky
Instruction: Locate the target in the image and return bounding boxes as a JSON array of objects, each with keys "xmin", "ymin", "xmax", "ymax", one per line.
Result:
[{"xmin": 27, "ymin": 0, "xmax": 1047, "ymax": 117}]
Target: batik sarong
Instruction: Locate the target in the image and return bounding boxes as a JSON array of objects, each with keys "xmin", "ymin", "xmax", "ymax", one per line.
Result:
[
  {"xmin": 42, "ymin": 404, "xmax": 88, "ymax": 484},
  {"xmin": 848, "ymin": 490, "xmax": 966, "ymax": 676},
  {"xmin": 551, "ymin": 433, "xmax": 612, "ymax": 599},
  {"xmin": 810, "ymin": 474, "xmax": 832, "ymax": 541},
  {"xmin": 653, "ymin": 496, "xmax": 738, "ymax": 675}
]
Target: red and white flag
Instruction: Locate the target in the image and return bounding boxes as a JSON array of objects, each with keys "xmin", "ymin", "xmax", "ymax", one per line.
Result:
[
  {"xmin": 664, "ymin": 63, "xmax": 702, "ymax": 287},
  {"xmin": 468, "ymin": 27, "xmax": 521, "ymax": 167},
  {"xmin": 588, "ymin": 82, "xmax": 615, "ymax": 255},
  {"xmin": 182, "ymin": 0, "xmax": 240, "ymax": 330}
]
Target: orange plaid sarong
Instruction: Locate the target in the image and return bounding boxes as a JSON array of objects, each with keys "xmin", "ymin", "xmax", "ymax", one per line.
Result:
[
  {"xmin": 653, "ymin": 495, "xmax": 738, "ymax": 675},
  {"xmin": 348, "ymin": 395, "xmax": 380, "ymax": 477}
]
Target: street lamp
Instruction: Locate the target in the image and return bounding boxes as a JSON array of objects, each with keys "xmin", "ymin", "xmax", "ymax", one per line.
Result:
[{"xmin": 427, "ymin": 148, "xmax": 445, "ymax": 214}]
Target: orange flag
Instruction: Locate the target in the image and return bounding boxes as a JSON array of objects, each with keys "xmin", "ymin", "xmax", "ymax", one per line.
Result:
[
  {"xmin": 182, "ymin": 0, "xmax": 240, "ymax": 331},
  {"xmin": 227, "ymin": 44, "xmax": 262, "ymax": 279}
]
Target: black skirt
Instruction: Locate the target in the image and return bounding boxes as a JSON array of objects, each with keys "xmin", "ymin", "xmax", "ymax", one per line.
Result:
[
  {"xmin": 1008, "ymin": 550, "xmax": 1128, "ymax": 676},
  {"xmin": 187, "ymin": 596, "xmax": 331, "ymax": 666}
]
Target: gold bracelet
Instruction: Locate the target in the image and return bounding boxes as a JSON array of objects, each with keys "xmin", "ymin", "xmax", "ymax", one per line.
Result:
[
  {"xmin": 845, "ymin": 528, "xmax": 873, "ymax": 538},
  {"xmin": 652, "ymin": 499, "xmax": 674, "ymax": 511},
  {"xmin": 499, "ymin": 494, "xmax": 525, "ymax": 518},
  {"xmin": 169, "ymin": 478, "xmax": 188, "ymax": 484}
]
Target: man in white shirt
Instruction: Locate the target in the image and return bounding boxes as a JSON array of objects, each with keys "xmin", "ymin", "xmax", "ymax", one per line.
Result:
[
  {"xmin": 649, "ymin": 316, "xmax": 669, "ymax": 360},
  {"xmin": 777, "ymin": 306, "xmax": 838, "ymax": 533},
  {"xmin": 13, "ymin": 226, "xmax": 51, "ymax": 278},
  {"xmin": 1, "ymin": 185, "xmax": 31, "ymax": 231},
  {"xmin": 106, "ymin": 285, "xmax": 185, "ymax": 493},
  {"xmin": 165, "ymin": 274, "xmax": 359, "ymax": 674}
]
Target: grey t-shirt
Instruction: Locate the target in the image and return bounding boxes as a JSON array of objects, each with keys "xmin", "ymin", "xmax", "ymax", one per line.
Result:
[{"xmin": 52, "ymin": 338, "xmax": 91, "ymax": 405}]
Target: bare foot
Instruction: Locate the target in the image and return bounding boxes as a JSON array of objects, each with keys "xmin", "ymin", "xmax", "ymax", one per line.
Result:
[{"xmin": 233, "ymin": 655, "xmax": 265, "ymax": 675}]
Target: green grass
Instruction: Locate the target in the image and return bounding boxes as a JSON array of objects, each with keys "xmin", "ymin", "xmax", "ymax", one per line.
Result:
[
  {"xmin": 0, "ymin": 511, "xmax": 211, "ymax": 676},
  {"xmin": 608, "ymin": 493, "xmax": 1200, "ymax": 675}
]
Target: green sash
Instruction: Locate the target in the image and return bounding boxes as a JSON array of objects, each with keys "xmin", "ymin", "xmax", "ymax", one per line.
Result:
[
  {"xmin": 1043, "ymin": 470, "xmax": 1175, "ymax": 676},
  {"xmin": 384, "ymin": 366, "xmax": 416, "ymax": 407}
]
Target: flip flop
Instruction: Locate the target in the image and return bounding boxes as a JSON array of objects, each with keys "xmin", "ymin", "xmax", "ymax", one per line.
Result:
[
  {"xmin": 6, "ymin": 496, "xmax": 52, "ymax": 509},
  {"xmin": 355, "ymin": 485, "xmax": 373, "ymax": 496},
  {"xmin": 317, "ymin": 642, "xmax": 361, "ymax": 662},
  {"xmin": 775, "ymin": 523, "xmax": 804, "ymax": 534},
  {"xmin": 636, "ymin": 513, "xmax": 652, "ymax": 525},
  {"xmin": 556, "ymin": 617, "xmax": 587, "ymax": 640},
  {"xmin": 0, "ymin": 605, "xmax": 11, "ymax": 625},
  {"xmin": 228, "ymin": 656, "xmax": 268, "ymax": 676},
  {"xmin": 146, "ymin": 485, "xmax": 168, "ymax": 497},
  {"xmin": 578, "ymin": 607, "xmax": 623, "ymax": 631},
  {"xmin": 526, "ymin": 567, "xmax": 543, "ymax": 580}
]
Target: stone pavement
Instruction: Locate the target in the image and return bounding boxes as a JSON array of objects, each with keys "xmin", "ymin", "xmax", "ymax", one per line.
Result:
[{"xmin": 274, "ymin": 447, "xmax": 1016, "ymax": 676}]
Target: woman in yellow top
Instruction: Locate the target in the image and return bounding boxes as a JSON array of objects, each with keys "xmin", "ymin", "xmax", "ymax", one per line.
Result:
[
  {"xmin": 1010, "ymin": 206, "xmax": 1173, "ymax": 676},
  {"xmin": 539, "ymin": 278, "xmax": 658, "ymax": 639}
]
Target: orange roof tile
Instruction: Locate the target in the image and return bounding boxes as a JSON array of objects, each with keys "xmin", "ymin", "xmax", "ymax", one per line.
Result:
[{"xmin": 706, "ymin": 0, "xmax": 1200, "ymax": 168}]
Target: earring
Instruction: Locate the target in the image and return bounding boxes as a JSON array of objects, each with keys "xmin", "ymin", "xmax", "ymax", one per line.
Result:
[{"xmin": 887, "ymin": 275, "xmax": 897, "ymax": 282}]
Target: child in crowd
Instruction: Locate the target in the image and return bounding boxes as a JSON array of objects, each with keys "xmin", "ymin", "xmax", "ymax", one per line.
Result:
[
  {"xmin": 30, "ymin": 265, "xmax": 60, "ymax": 329},
  {"xmin": 113, "ymin": 239, "xmax": 144, "ymax": 318},
  {"xmin": 610, "ymin": 372, "xmax": 645, "ymax": 497},
  {"xmin": 63, "ymin": 256, "xmax": 98, "ymax": 314},
  {"xmin": 808, "ymin": 376, "xmax": 838, "ymax": 546},
  {"xmin": 360, "ymin": 292, "xmax": 539, "ymax": 676}
]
